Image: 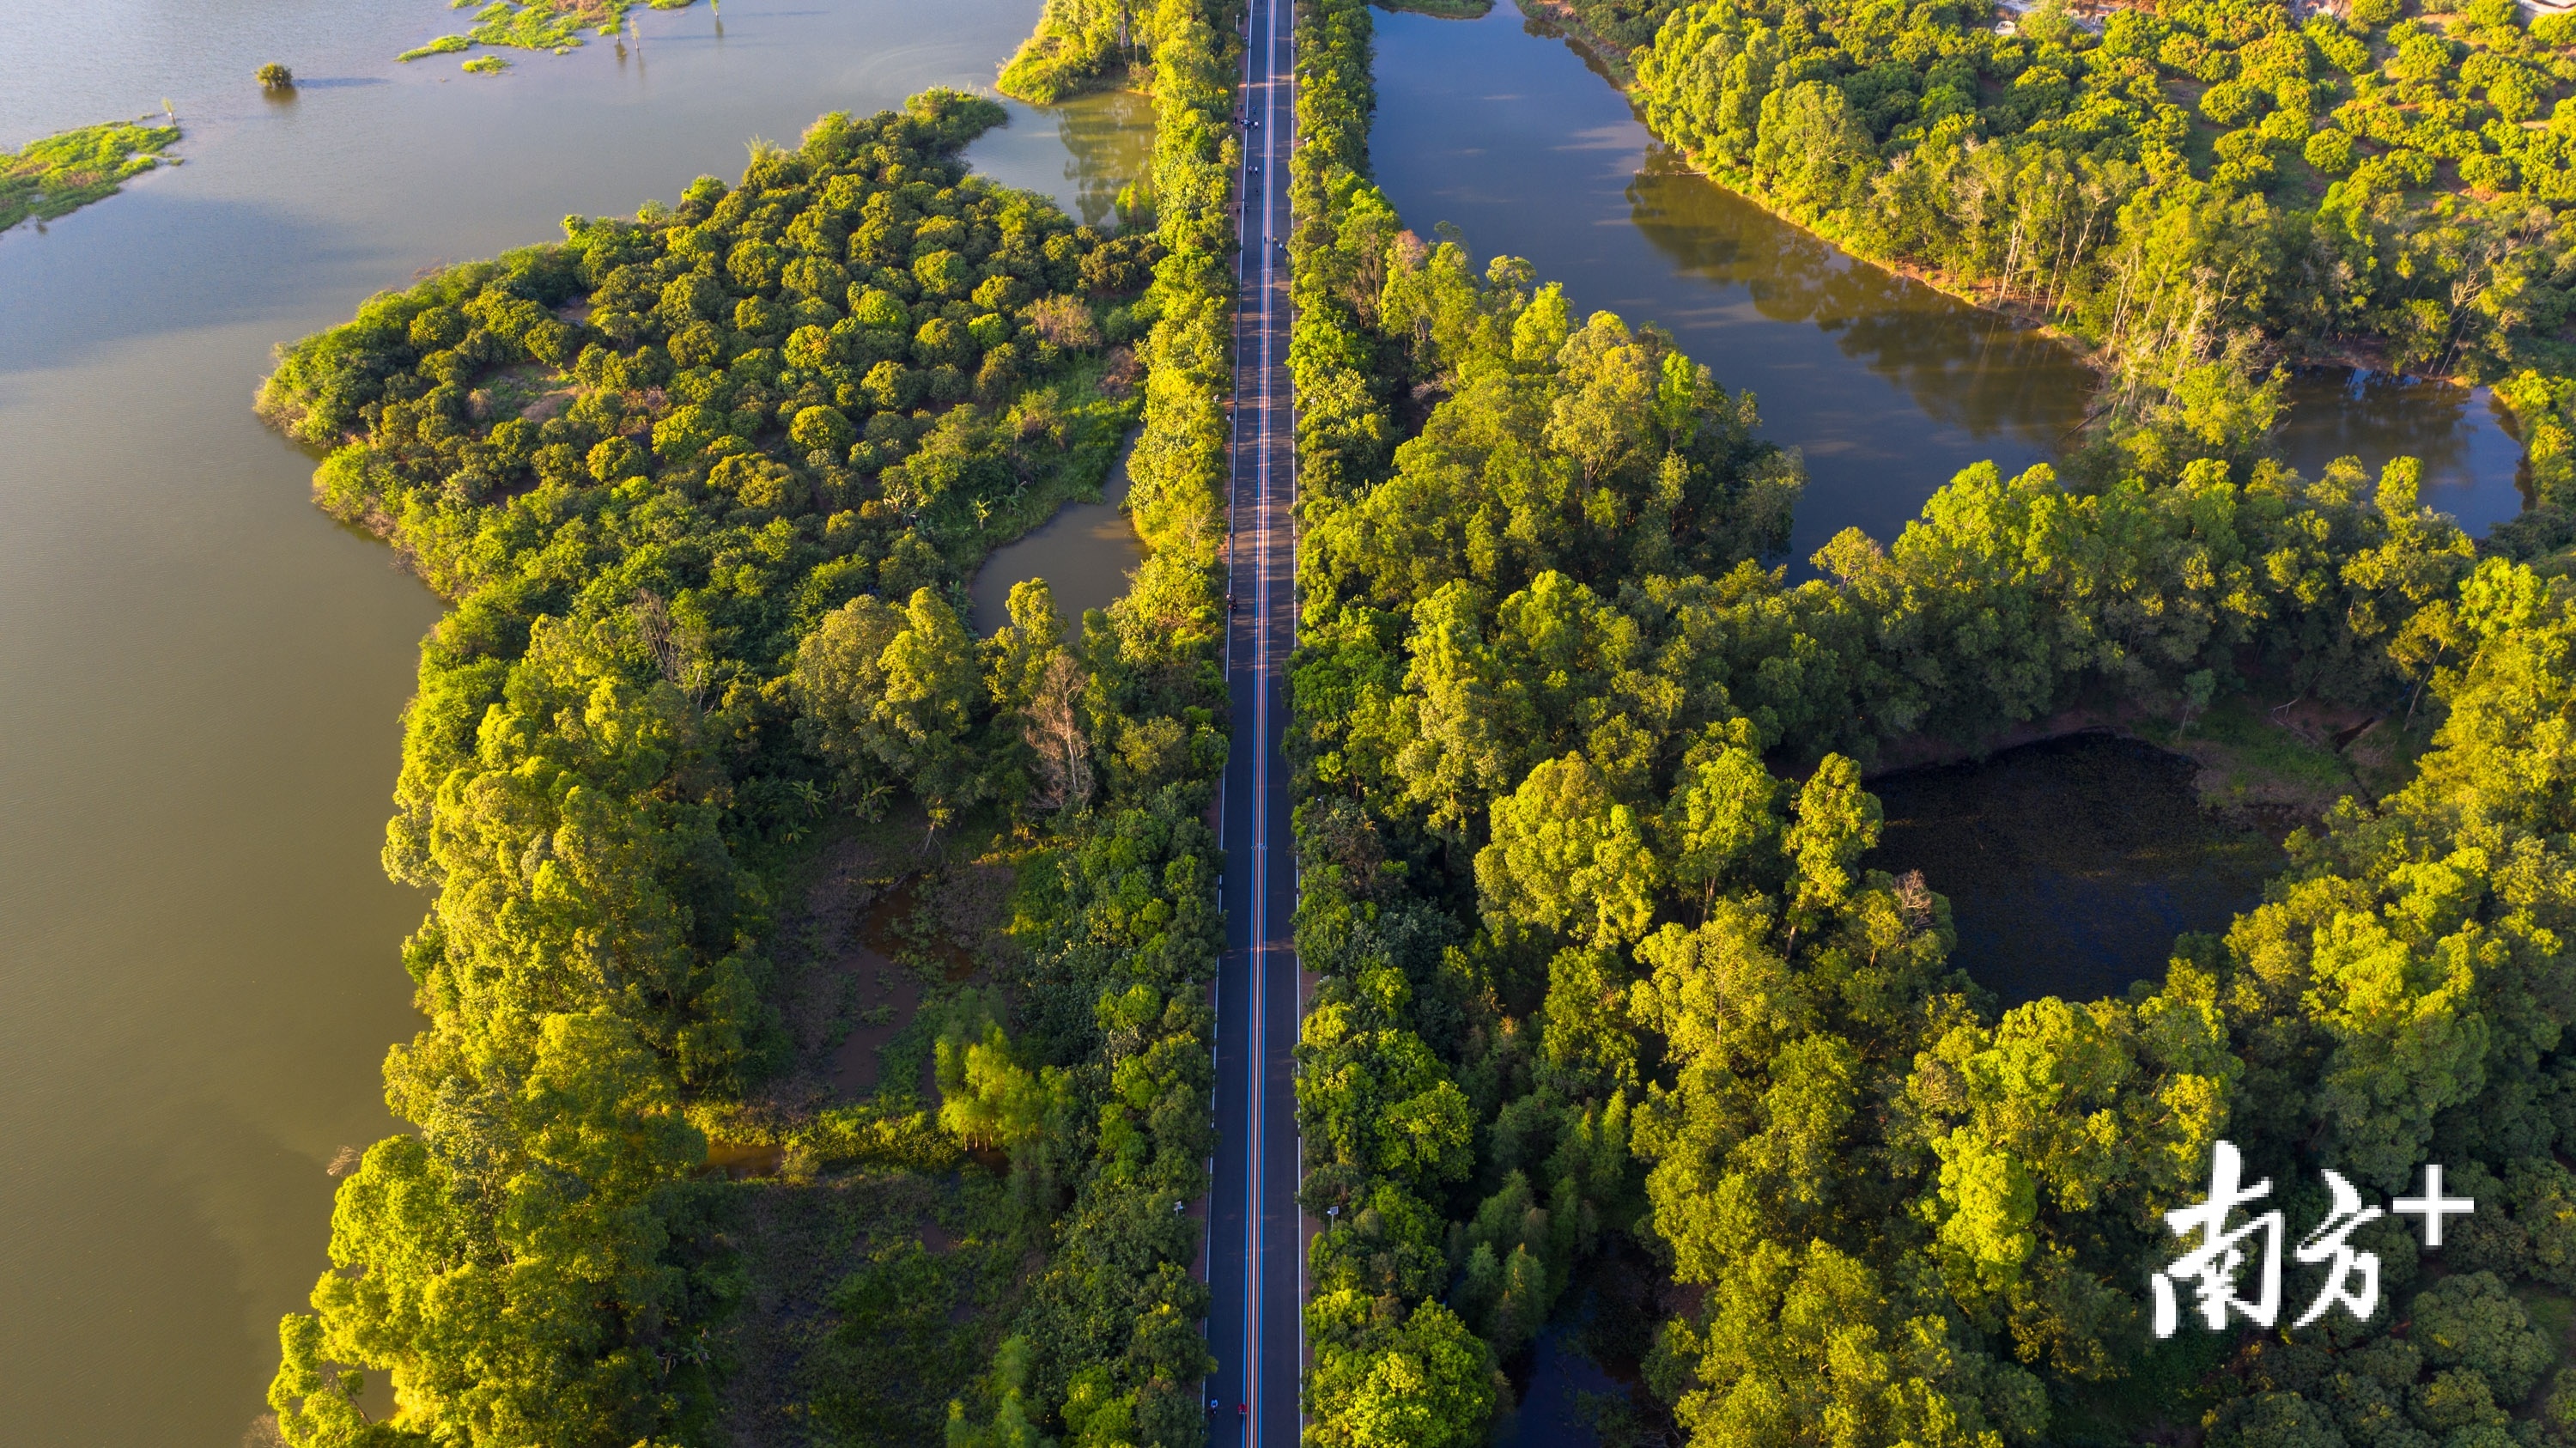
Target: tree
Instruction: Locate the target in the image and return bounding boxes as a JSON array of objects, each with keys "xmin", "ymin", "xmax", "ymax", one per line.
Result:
[
  {"xmin": 1662, "ymin": 740, "xmax": 1780, "ymax": 916},
  {"xmin": 1781, "ymin": 753, "xmax": 1879, "ymax": 931},
  {"xmin": 2412, "ymin": 1273, "xmax": 2555, "ymax": 1403},
  {"xmin": 987, "ymin": 579, "xmax": 1092, "ymax": 811},
  {"xmin": 1476, "ymin": 753, "xmax": 1659, "ymax": 947},
  {"xmin": 877, "ymin": 588, "xmax": 985, "ymax": 830},
  {"xmin": 1307, "ymin": 1299, "xmax": 1497, "ymax": 1448},
  {"xmin": 258, "ymin": 63, "xmax": 295, "ymax": 91},
  {"xmin": 791, "ymin": 593, "xmax": 906, "ymax": 795}
]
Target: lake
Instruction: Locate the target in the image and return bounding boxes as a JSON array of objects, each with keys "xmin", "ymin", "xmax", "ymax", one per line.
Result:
[{"xmin": 0, "ymin": 2, "xmax": 1144, "ymax": 1441}]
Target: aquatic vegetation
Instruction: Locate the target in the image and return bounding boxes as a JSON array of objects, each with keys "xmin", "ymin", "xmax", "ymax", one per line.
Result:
[
  {"xmin": 394, "ymin": 34, "xmax": 469, "ymax": 61},
  {"xmin": 459, "ymin": 54, "xmax": 508, "ymax": 74},
  {"xmin": 399, "ymin": 0, "xmax": 698, "ymax": 64},
  {"xmin": 0, "ymin": 117, "xmax": 180, "ymax": 236}
]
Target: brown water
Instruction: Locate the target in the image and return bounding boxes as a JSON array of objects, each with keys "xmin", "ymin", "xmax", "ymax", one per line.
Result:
[
  {"xmin": 1368, "ymin": 1, "xmax": 2529, "ymax": 561},
  {"xmin": 970, "ymin": 441, "xmax": 1142, "ymax": 636},
  {"xmin": 0, "ymin": 3, "xmax": 1146, "ymax": 1443}
]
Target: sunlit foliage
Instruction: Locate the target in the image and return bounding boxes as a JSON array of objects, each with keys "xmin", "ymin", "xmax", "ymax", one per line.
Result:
[{"xmin": 0, "ymin": 116, "xmax": 179, "ymax": 234}]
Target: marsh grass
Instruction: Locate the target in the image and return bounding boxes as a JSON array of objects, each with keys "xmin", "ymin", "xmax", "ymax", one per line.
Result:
[
  {"xmin": 404, "ymin": 0, "xmax": 701, "ymax": 63},
  {"xmin": 0, "ymin": 118, "xmax": 179, "ymax": 235},
  {"xmin": 396, "ymin": 34, "xmax": 470, "ymax": 61}
]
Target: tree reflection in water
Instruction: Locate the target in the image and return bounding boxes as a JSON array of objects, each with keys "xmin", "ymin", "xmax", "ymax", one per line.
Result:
[{"xmin": 1626, "ymin": 144, "xmax": 2093, "ymax": 465}]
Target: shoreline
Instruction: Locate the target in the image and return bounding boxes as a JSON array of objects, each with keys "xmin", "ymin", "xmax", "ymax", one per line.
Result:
[{"xmin": 1509, "ymin": 0, "xmax": 2445, "ymax": 392}]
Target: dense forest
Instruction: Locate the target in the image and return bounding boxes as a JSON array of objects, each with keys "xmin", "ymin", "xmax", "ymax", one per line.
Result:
[
  {"xmin": 250, "ymin": 0, "xmax": 2576, "ymax": 1441},
  {"xmin": 252, "ymin": 0, "xmax": 1245, "ymax": 1427},
  {"xmin": 0, "ymin": 115, "xmax": 179, "ymax": 234},
  {"xmin": 1286, "ymin": 0, "xmax": 2576, "ymax": 1445}
]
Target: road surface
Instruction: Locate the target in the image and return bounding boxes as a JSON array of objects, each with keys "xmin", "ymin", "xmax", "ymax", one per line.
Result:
[{"xmin": 1206, "ymin": 0, "xmax": 1301, "ymax": 1441}]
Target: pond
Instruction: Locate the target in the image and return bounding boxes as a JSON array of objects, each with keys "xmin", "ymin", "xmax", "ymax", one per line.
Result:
[
  {"xmin": 1866, "ymin": 733, "xmax": 2283, "ymax": 1009},
  {"xmin": 971, "ymin": 439, "xmax": 1143, "ymax": 636},
  {"xmin": 0, "ymin": 2, "xmax": 1145, "ymax": 1441},
  {"xmin": 1368, "ymin": 0, "xmax": 2530, "ymax": 563}
]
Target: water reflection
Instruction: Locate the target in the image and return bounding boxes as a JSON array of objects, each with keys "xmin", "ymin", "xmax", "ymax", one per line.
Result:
[
  {"xmin": 972, "ymin": 86, "xmax": 1155, "ymax": 228},
  {"xmin": 2275, "ymin": 370, "xmax": 2528, "ymax": 535},
  {"xmin": 1371, "ymin": 0, "xmax": 2096, "ymax": 565},
  {"xmin": 1868, "ymin": 735, "xmax": 2281, "ymax": 1008},
  {"xmin": 1627, "ymin": 149, "xmax": 2087, "ymax": 465},
  {"xmin": 970, "ymin": 441, "xmax": 1144, "ymax": 636},
  {"xmin": 1372, "ymin": 0, "xmax": 2530, "ymax": 557}
]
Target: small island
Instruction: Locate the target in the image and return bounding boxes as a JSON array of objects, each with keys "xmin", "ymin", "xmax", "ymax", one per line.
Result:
[
  {"xmin": 0, "ymin": 116, "xmax": 179, "ymax": 236},
  {"xmin": 397, "ymin": 0, "xmax": 702, "ymax": 66}
]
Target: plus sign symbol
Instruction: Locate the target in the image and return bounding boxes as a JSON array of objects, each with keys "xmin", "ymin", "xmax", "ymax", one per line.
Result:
[{"xmin": 2393, "ymin": 1164, "xmax": 2476, "ymax": 1248}]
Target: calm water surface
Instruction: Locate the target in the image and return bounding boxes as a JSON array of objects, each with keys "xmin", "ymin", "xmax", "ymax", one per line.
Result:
[
  {"xmin": 971, "ymin": 441, "xmax": 1142, "ymax": 636},
  {"xmin": 1868, "ymin": 735, "xmax": 2281, "ymax": 1008},
  {"xmin": 0, "ymin": 3, "xmax": 1142, "ymax": 1442},
  {"xmin": 1370, "ymin": 1, "xmax": 2527, "ymax": 557}
]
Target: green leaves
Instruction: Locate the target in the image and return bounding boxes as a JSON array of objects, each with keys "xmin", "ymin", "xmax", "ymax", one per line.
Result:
[
  {"xmin": 1304, "ymin": 1298, "xmax": 1496, "ymax": 1448},
  {"xmin": 0, "ymin": 116, "xmax": 180, "ymax": 236},
  {"xmin": 1672, "ymin": 1239, "xmax": 2038, "ymax": 1448},
  {"xmin": 1476, "ymin": 754, "xmax": 1659, "ymax": 947},
  {"xmin": 1783, "ymin": 754, "xmax": 1880, "ymax": 924},
  {"xmin": 255, "ymin": 83, "xmax": 1193, "ymax": 1448}
]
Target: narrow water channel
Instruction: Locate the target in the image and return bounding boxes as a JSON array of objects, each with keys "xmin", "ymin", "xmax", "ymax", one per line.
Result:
[
  {"xmin": 0, "ymin": 2, "xmax": 1139, "ymax": 1441},
  {"xmin": 1369, "ymin": 1, "xmax": 2528, "ymax": 560}
]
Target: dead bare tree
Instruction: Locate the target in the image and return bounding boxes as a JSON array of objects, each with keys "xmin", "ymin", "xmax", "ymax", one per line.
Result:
[
  {"xmin": 632, "ymin": 587, "xmax": 710, "ymax": 706},
  {"xmin": 1024, "ymin": 652, "xmax": 1094, "ymax": 811}
]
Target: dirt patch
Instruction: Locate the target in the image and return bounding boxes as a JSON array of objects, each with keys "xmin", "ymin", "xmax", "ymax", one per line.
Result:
[
  {"xmin": 920, "ymin": 1215, "xmax": 956, "ymax": 1254},
  {"xmin": 747, "ymin": 814, "xmax": 1033, "ymax": 1119}
]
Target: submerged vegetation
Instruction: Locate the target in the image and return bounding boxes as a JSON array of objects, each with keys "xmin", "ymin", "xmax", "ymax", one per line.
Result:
[
  {"xmin": 1288, "ymin": 0, "xmax": 2576, "ymax": 1445},
  {"xmin": 250, "ymin": 70, "xmax": 1242, "ymax": 1444},
  {"xmin": 0, "ymin": 117, "xmax": 180, "ymax": 235}
]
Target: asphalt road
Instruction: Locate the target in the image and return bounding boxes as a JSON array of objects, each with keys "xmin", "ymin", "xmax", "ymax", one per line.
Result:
[{"xmin": 1205, "ymin": 0, "xmax": 1301, "ymax": 1440}]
